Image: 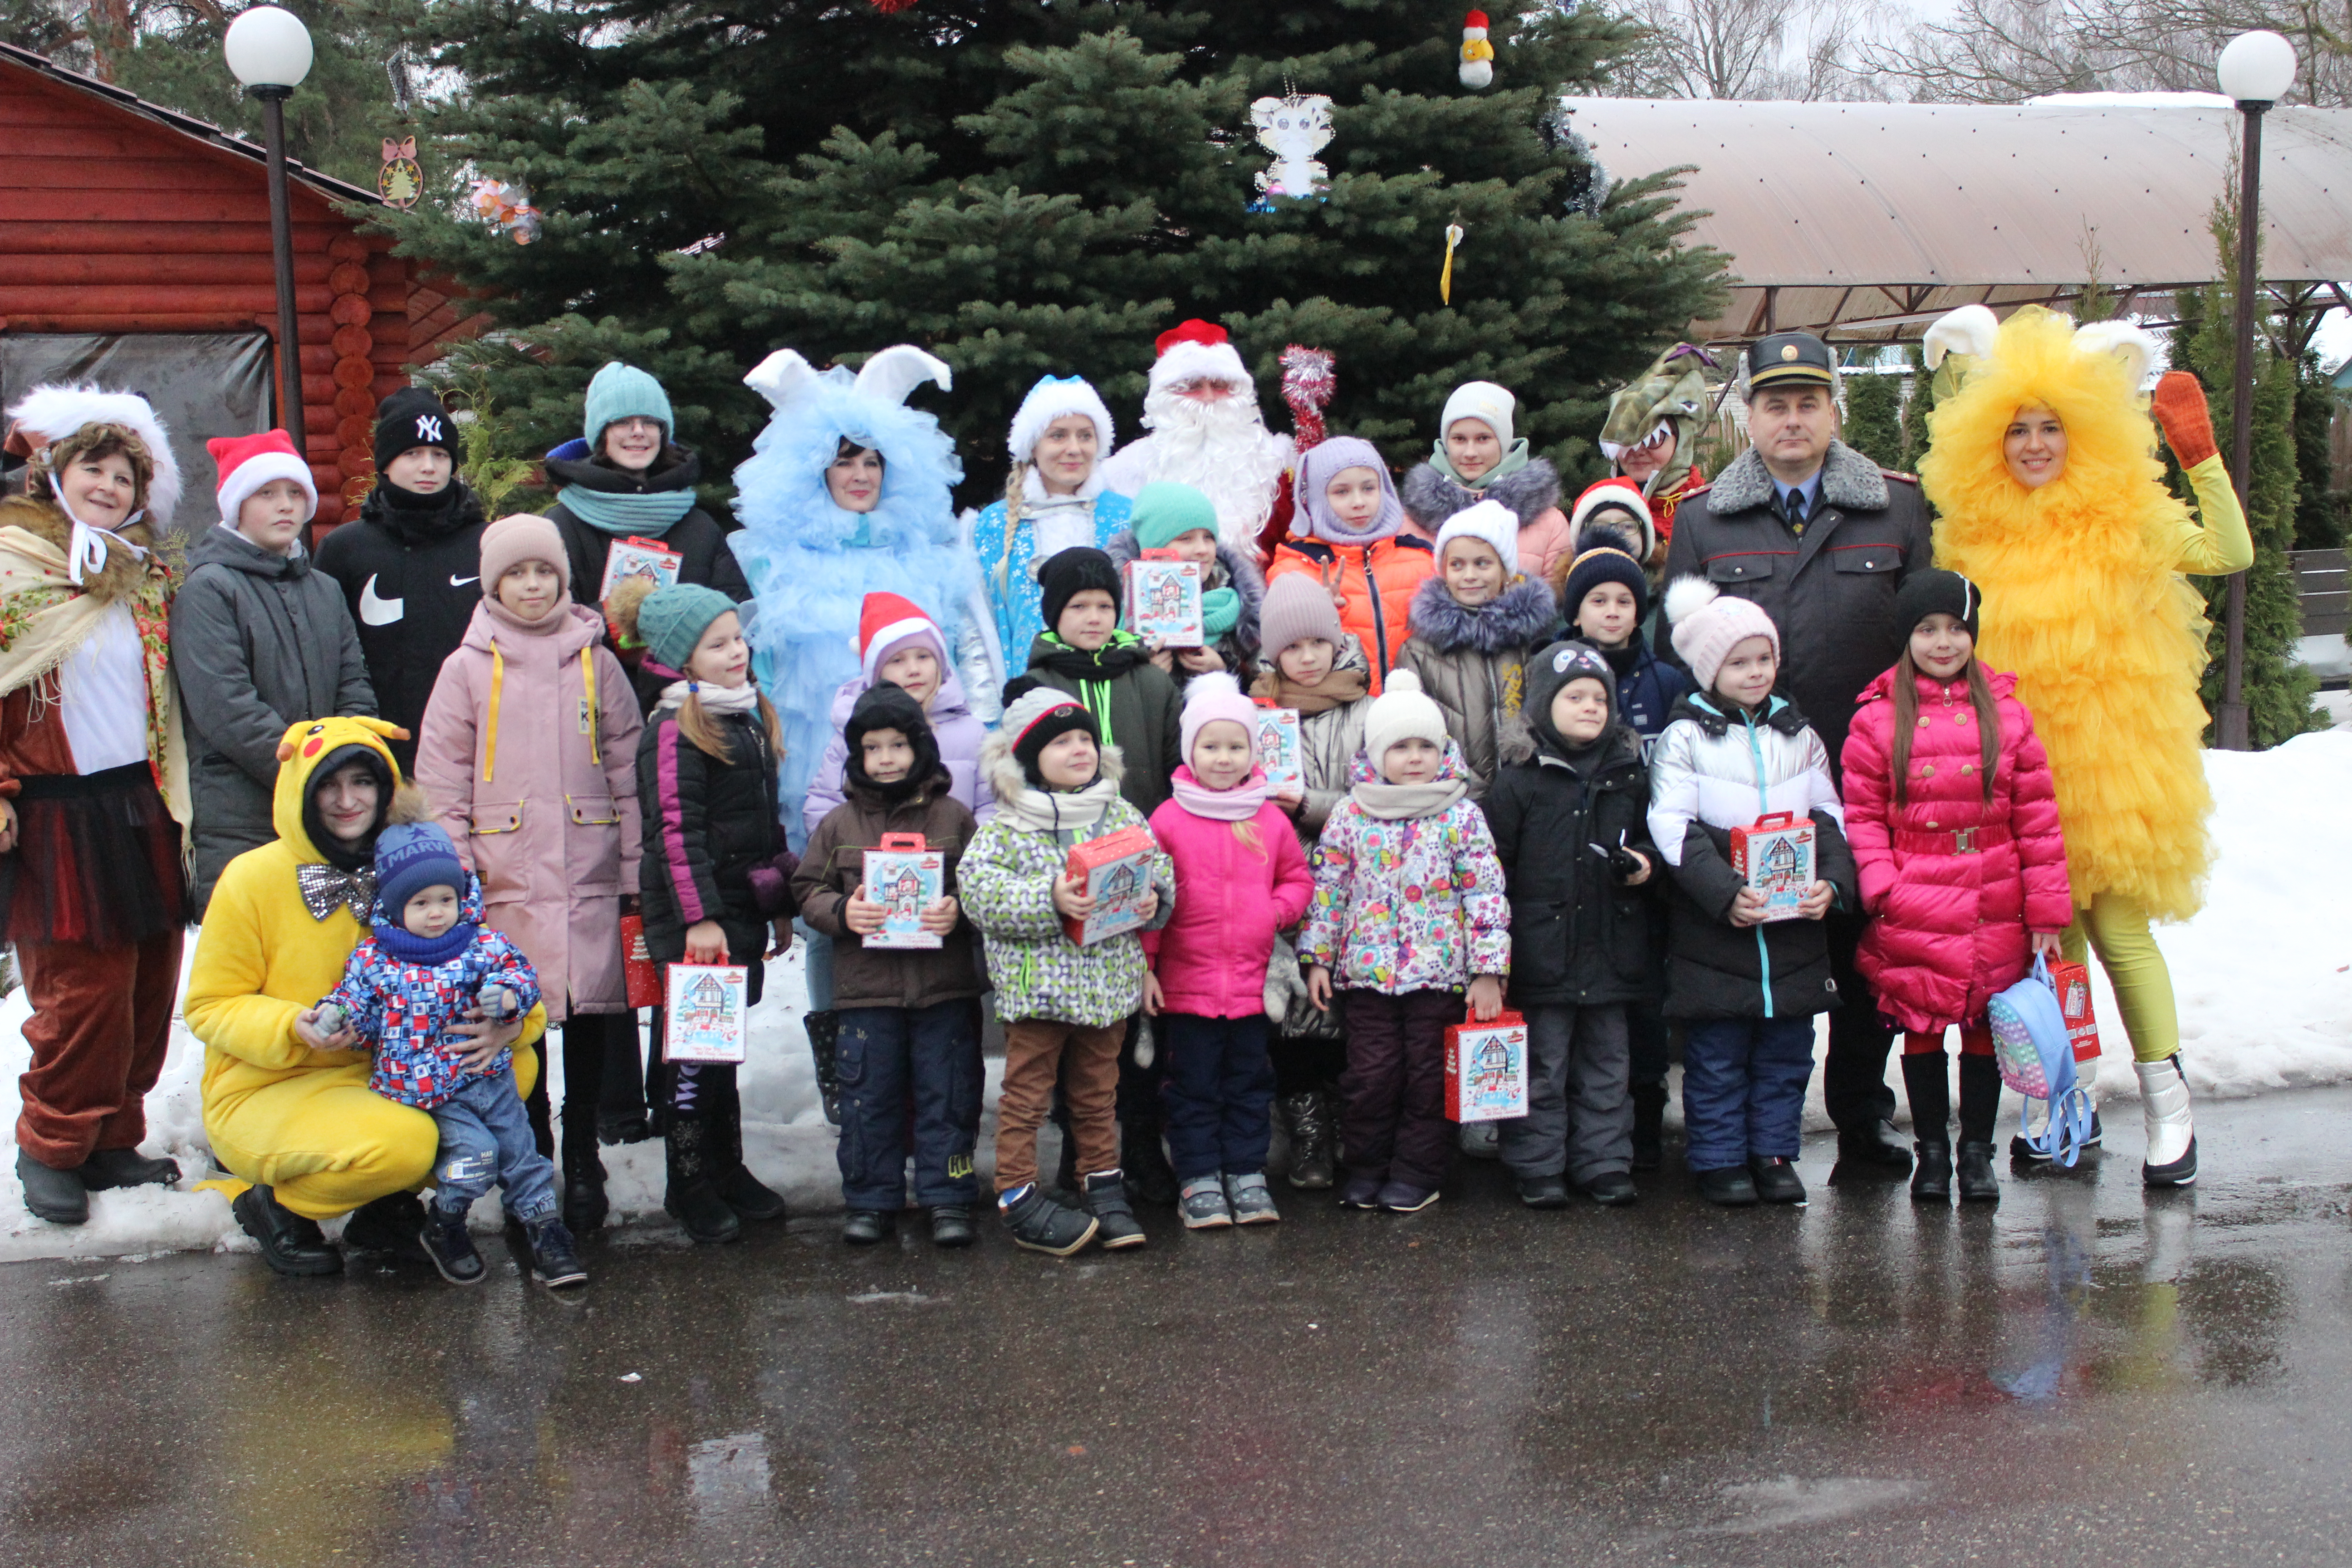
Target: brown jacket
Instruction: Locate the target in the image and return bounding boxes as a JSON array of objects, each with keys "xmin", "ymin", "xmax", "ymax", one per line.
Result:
[{"xmin": 792, "ymin": 771, "xmax": 985, "ymax": 1012}]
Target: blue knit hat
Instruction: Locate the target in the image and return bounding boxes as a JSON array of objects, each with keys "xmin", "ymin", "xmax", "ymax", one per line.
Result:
[
  {"xmin": 638, "ymin": 583, "xmax": 741, "ymax": 673},
  {"xmin": 375, "ymin": 823, "xmax": 466, "ymax": 918},
  {"xmin": 583, "ymin": 361, "xmax": 674, "ymax": 448}
]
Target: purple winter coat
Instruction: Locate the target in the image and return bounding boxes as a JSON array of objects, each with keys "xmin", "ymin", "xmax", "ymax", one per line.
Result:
[{"xmin": 800, "ymin": 665, "xmax": 995, "ymax": 838}]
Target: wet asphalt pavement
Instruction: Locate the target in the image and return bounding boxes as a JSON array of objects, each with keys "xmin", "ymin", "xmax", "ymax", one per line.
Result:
[{"xmin": 5, "ymin": 1089, "xmax": 2351, "ymax": 1568}]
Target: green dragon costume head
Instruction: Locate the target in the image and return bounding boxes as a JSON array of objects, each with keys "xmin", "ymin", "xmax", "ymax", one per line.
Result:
[{"xmin": 1599, "ymin": 343, "xmax": 1715, "ymax": 497}]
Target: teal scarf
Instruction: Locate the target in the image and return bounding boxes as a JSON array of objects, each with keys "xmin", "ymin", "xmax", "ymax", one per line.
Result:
[{"xmin": 558, "ymin": 485, "xmax": 698, "ymax": 536}]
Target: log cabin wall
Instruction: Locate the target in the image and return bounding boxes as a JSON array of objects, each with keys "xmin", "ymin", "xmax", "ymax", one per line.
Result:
[{"xmin": 0, "ymin": 47, "xmax": 424, "ymax": 529}]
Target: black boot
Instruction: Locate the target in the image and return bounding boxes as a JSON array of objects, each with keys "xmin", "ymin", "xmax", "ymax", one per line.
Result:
[
  {"xmin": 1083, "ymin": 1170, "xmax": 1147, "ymax": 1249},
  {"xmin": 1902, "ymin": 1050, "xmax": 1952, "ymax": 1202},
  {"xmin": 1281, "ymin": 1090, "xmax": 1335, "ymax": 1191},
  {"xmin": 1121, "ymin": 1115, "xmax": 1181, "ymax": 1207},
  {"xmin": 524, "ymin": 1216, "xmax": 588, "ymax": 1286},
  {"xmin": 804, "ymin": 1009, "xmax": 842, "ymax": 1126},
  {"xmin": 77, "ymin": 1146, "xmax": 180, "ymax": 1191},
  {"xmin": 1910, "ymin": 1140, "xmax": 1953, "ymax": 1202},
  {"xmin": 343, "ymin": 1190, "xmax": 431, "ymax": 1260},
  {"xmin": 712, "ymin": 1077, "xmax": 787, "ymax": 1222},
  {"xmin": 232, "ymin": 1183, "xmax": 341, "ymax": 1275},
  {"xmin": 16, "ymin": 1148, "xmax": 88, "ymax": 1225},
  {"xmin": 1000, "ymin": 1185, "xmax": 1098, "ymax": 1255},
  {"xmin": 561, "ymin": 1140, "xmax": 610, "ymax": 1237},
  {"xmin": 663, "ymin": 1115, "xmax": 741, "ymax": 1244},
  {"xmin": 1630, "ymin": 1080, "xmax": 1667, "ymax": 1172},
  {"xmin": 1956, "ymin": 1140, "xmax": 2001, "ymax": 1203}
]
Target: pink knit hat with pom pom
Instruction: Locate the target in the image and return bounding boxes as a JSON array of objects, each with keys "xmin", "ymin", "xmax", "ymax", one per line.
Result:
[
  {"xmin": 1179, "ymin": 670, "xmax": 1261, "ymax": 770},
  {"xmin": 1664, "ymin": 576, "xmax": 1779, "ymax": 691}
]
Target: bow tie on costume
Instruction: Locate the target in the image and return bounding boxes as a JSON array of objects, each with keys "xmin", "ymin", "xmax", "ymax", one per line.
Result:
[{"xmin": 297, "ymin": 863, "xmax": 377, "ymax": 922}]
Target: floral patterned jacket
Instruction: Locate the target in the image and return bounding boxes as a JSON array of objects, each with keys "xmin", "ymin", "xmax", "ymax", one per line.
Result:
[{"xmin": 1301, "ymin": 740, "xmax": 1511, "ymax": 995}]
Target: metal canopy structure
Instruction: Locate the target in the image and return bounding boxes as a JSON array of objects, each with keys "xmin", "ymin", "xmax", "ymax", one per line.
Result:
[{"xmin": 1566, "ymin": 97, "xmax": 2352, "ymax": 346}]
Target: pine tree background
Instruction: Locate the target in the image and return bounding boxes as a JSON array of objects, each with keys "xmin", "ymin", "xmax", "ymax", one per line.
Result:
[
  {"xmin": 2176, "ymin": 207, "xmax": 2320, "ymax": 750},
  {"xmin": 368, "ymin": 0, "xmax": 1728, "ymax": 509},
  {"xmin": 1840, "ymin": 362, "xmax": 1904, "ymax": 470},
  {"xmin": 2291, "ymin": 351, "xmax": 2346, "ymax": 552}
]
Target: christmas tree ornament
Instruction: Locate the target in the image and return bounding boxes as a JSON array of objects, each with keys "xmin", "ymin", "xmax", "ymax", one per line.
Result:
[
  {"xmin": 1440, "ymin": 223, "xmax": 1465, "ymax": 304},
  {"xmin": 470, "ymin": 177, "xmax": 541, "ymax": 245},
  {"xmin": 1459, "ymin": 10, "xmax": 1495, "ymax": 89},
  {"xmin": 866, "ymin": 0, "xmax": 919, "ymax": 9},
  {"xmin": 377, "ymin": 136, "xmax": 421, "ymax": 208},
  {"xmin": 1279, "ymin": 345, "xmax": 1336, "ymax": 451},
  {"xmin": 1249, "ymin": 90, "xmax": 1333, "ymax": 206}
]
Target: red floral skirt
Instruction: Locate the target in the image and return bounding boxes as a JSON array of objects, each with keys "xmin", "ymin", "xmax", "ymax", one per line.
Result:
[{"xmin": 0, "ymin": 763, "xmax": 185, "ymax": 948}]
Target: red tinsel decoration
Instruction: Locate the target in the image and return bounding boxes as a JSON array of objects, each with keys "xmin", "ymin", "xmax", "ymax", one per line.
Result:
[
  {"xmin": 1279, "ymin": 344, "xmax": 1336, "ymax": 451},
  {"xmin": 867, "ymin": 0, "xmax": 919, "ymax": 10}
]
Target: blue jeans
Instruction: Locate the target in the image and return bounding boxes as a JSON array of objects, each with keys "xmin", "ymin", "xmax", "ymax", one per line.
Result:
[
  {"xmin": 836, "ymin": 1000, "xmax": 982, "ymax": 1210},
  {"xmin": 1681, "ymin": 1017, "xmax": 1816, "ymax": 1172},
  {"xmin": 1156, "ymin": 1013, "xmax": 1274, "ymax": 1181},
  {"xmin": 429, "ymin": 1066, "xmax": 560, "ymax": 1222},
  {"xmin": 797, "ymin": 917, "xmax": 836, "ymax": 1012}
]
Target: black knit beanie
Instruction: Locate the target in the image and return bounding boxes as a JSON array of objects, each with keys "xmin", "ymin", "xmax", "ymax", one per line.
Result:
[
  {"xmin": 1038, "ymin": 546, "xmax": 1122, "ymax": 637},
  {"xmin": 1002, "ymin": 682, "xmax": 1099, "ymax": 786},
  {"xmin": 1563, "ymin": 546, "xmax": 1650, "ymax": 628},
  {"xmin": 844, "ymin": 682, "xmax": 940, "ymax": 803},
  {"xmin": 1894, "ymin": 568, "xmax": 1982, "ymax": 642},
  {"xmin": 1524, "ymin": 639, "xmax": 1619, "ymax": 759},
  {"xmin": 374, "ymin": 387, "xmax": 459, "ymax": 478}
]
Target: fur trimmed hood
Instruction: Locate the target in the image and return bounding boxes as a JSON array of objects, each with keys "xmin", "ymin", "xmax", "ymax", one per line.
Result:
[
  {"xmin": 1404, "ymin": 573, "xmax": 1558, "ymax": 655},
  {"xmin": 1400, "ymin": 457, "xmax": 1563, "ymax": 531},
  {"xmin": 980, "ymin": 730, "xmax": 1128, "ymax": 810},
  {"xmin": 1704, "ymin": 440, "xmax": 1888, "ymax": 518},
  {"xmin": 0, "ymin": 493, "xmax": 167, "ymax": 605}
]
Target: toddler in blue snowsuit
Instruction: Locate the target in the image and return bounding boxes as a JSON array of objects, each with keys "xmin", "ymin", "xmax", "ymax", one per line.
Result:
[{"xmin": 315, "ymin": 822, "xmax": 583, "ymax": 1287}]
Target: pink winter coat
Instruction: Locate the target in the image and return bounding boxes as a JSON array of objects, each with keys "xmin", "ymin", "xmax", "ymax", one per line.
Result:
[
  {"xmin": 1840, "ymin": 666, "xmax": 2072, "ymax": 1034},
  {"xmin": 1143, "ymin": 773, "xmax": 1313, "ymax": 1019},
  {"xmin": 416, "ymin": 598, "xmax": 644, "ymax": 1020}
]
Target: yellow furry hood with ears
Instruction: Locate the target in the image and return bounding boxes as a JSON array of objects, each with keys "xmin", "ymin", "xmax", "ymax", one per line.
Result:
[{"xmin": 1917, "ymin": 306, "xmax": 2212, "ymax": 921}]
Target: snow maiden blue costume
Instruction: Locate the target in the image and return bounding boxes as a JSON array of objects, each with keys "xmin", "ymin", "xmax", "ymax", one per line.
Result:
[{"xmin": 730, "ymin": 345, "xmax": 984, "ymax": 851}]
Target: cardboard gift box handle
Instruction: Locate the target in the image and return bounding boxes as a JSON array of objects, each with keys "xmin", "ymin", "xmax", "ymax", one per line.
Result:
[
  {"xmin": 1749, "ymin": 811, "xmax": 1798, "ymax": 829},
  {"xmin": 876, "ymin": 833, "xmax": 928, "ymax": 852},
  {"xmin": 1462, "ymin": 1006, "xmax": 1526, "ymax": 1028}
]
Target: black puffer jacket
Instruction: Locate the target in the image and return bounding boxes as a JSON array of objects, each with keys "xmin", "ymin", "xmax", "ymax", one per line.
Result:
[
  {"xmin": 634, "ymin": 701, "xmax": 794, "ymax": 1004},
  {"xmin": 1480, "ymin": 726, "xmax": 1658, "ymax": 1009},
  {"xmin": 314, "ymin": 478, "xmax": 489, "ymax": 776},
  {"xmin": 542, "ymin": 441, "xmax": 751, "ymax": 712}
]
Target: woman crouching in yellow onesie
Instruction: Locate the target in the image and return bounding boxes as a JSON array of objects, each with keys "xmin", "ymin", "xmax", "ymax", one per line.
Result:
[{"xmin": 1917, "ymin": 304, "xmax": 2251, "ymax": 1187}]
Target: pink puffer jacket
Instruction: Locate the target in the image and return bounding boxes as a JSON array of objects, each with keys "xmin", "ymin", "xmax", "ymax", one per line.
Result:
[
  {"xmin": 1840, "ymin": 666, "xmax": 2072, "ymax": 1034},
  {"xmin": 1143, "ymin": 775, "xmax": 1313, "ymax": 1019}
]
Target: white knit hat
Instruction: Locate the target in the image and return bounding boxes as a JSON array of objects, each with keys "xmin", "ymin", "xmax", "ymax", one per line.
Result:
[
  {"xmin": 1005, "ymin": 373, "xmax": 1116, "ymax": 465},
  {"xmin": 1440, "ymin": 380, "xmax": 1515, "ymax": 451},
  {"xmin": 1664, "ymin": 577, "xmax": 1780, "ymax": 692},
  {"xmin": 1433, "ymin": 498, "xmax": 1519, "ymax": 576},
  {"xmin": 1362, "ymin": 668, "xmax": 1450, "ymax": 777},
  {"xmin": 1148, "ymin": 319, "xmax": 1253, "ymax": 395}
]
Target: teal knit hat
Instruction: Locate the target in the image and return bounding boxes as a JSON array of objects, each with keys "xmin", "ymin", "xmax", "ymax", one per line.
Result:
[
  {"xmin": 638, "ymin": 583, "xmax": 740, "ymax": 674},
  {"xmin": 1131, "ymin": 481, "xmax": 1219, "ymax": 550},
  {"xmin": 583, "ymin": 361, "xmax": 674, "ymax": 448}
]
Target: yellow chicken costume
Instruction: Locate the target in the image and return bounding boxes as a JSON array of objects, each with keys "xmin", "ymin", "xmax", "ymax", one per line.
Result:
[
  {"xmin": 188, "ymin": 716, "xmax": 543, "ymax": 1234},
  {"xmin": 1918, "ymin": 304, "xmax": 2251, "ymax": 1186}
]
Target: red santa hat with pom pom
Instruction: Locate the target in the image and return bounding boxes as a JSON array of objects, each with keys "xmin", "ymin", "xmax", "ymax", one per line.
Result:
[
  {"xmin": 1148, "ymin": 319, "xmax": 1254, "ymax": 396},
  {"xmin": 208, "ymin": 430, "xmax": 316, "ymax": 528},
  {"xmin": 856, "ymin": 591, "xmax": 947, "ymax": 686}
]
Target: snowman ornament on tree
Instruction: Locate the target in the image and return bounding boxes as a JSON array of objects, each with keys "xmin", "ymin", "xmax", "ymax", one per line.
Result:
[{"xmin": 1459, "ymin": 10, "xmax": 1495, "ymax": 88}]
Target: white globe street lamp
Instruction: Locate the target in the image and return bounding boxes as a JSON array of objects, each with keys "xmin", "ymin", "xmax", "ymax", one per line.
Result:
[
  {"xmin": 224, "ymin": 6, "xmax": 316, "ymax": 464},
  {"xmin": 2210, "ymin": 29, "xmax": 2298, "ymax": 750}
]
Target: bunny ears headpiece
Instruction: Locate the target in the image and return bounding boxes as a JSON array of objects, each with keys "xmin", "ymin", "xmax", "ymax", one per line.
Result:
[
  {"xmin": 744, "ymin": 344, "xmax": 953, "ymax": 415},
  {"xmin": 1922, "ymin": 304, "xmax": 2161, "ymax": 392}
]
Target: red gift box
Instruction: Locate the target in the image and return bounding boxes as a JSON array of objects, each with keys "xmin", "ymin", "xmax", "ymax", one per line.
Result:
[
  {"xmin": 1061, "ymin": 824, "xmax": 1159, "ymax": 946},
  {"xmin": 2049, "ymin": 958, "xmax": 2102, "ymax": 1065},
  {"xmin": 1729, "ymin": 811, "xmax": 1814, "ymax": 923},
  {"xmin": 1445, "ymin": 1008, "xmax": 1529, "ymax": 1122},
  {"xmin": 620, "ymin": 913, "xmax": 661, "ymax": 1009}
]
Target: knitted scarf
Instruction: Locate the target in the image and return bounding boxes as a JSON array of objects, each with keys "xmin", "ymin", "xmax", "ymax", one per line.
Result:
[
  {"xmin": 1003, "ymin": 774, "xmax": 1121, "ymax": 833},
  {"xmin": 1170, "ymin": 764, "xmax": 1269, "ymax": 821},
  {"xmin": 1427, "ymin": 437, "xmax": 1533, "ymax": 490},
  {"xmin": 1349, "ymin": 776, "xmax": 1467, "ymax": 821},
  {"xmin": 556, "ymin": 484, "xmax": 697, "ymax": 536},
  {"xmin": 1250, "ymin": 664, "xmax": 1369, "ymax": 717}
]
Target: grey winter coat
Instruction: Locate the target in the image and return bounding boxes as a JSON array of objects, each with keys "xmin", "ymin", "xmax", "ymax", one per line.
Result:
[
  {"xmin": 1251, "ymin": 633, "xmax": 1374, "ymax": 847},
  {"xmin": 1391, "ymin": 574, "xmax": 1560, "ymax": 795},
  {"xmin": 1651, "ymin": 441, "xmax": 1932, "ymax": 769},
  {"xmin": 171, "ymin": 525, "xmax": 376, "ymax": 913}
]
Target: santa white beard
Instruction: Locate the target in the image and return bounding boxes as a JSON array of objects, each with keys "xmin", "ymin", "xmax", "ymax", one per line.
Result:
[{"xmin": 1098, "ymin": 386, "xmax": 1293, "ymax": 557}]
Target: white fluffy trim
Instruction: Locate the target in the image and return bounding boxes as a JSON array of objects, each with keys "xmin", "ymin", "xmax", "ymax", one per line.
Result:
[
  {"xmin": 5, "ymin": 383, "xmax": 181, "ymax": 528},
  {"xmin": 1922, "ymin": 304, "xmax": 1999, "ymax": 370},
  {"xmin": 1149, "ymin": 338, "xmax": 1251, "ymax": 393},
  {"xmin": 1662, "ymin": 574, "xmax": 1720, "ymax": 627}
]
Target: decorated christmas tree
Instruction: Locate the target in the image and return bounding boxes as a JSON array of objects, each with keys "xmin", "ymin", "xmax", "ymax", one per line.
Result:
[{"xmin": 378, "ymin": 0, "xmax": 1727, "ymax": 502}]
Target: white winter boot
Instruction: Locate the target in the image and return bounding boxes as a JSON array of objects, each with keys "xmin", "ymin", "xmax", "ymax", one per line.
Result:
[{"xmin": 2135, "ymin": 1054, "xmax": 2197, "ymax": 1187}]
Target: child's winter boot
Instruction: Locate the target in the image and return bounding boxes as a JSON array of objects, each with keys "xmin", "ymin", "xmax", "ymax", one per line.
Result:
[
  {"xmin": 1225, "ymin": 1171, "xmax": 1280, "ymax": 1225},
  {"xmin": 927, "ymin": 1205, "xmax": 976, "ymax": 1249},
  {"xmin": 1955, "ymin": 1054, "xmax": 2002, "ymax": 1203},
  {"xmin": 1179, "ymin": 1174, "xmax": 1234, "ymax": 1229},
  {"xmin": 1747, "ymin": 1156, "xmax": 1806, "ymax": 1205},
  {"xmin": 1083, "ymin": 1170, "xmax": 1147, "ymax": 1248},
  {"xmin": 1695, "ymin": 1166, "xmax": 1758, "ymax": 1206},
  {"xmin": 663, "ymin": 1115, "xmax": 742, "ymax": 1244},
  {"xmin": 1000, "ymin": 1184, "xmax": 1099, "ymax": 1255},
  {"xmin": 804, "ymin": 1009, "xmax": 843, "ymax": 1126},
  {"xmin": 2135, "ymin": 1054, "xmax": 2198, "ymax": 1187},
  {"xmin": 421, "ymin": 1205, "xmax": 485, "ymax": 1285},
  {"xmin": 842, "ymin": 1210, "xmax": 897, "ymax": 1245},
  {"xmin": 1280, "ymin": 1090, "xmax": 1335, "ymax": 1190},
  {"xmin": 525, "ymin": 1216, "xmax": 588, "ymax": 1287},
  {"xmin": 713, "ymin": 1078, "xmax": 787, "ymax": 1222}
]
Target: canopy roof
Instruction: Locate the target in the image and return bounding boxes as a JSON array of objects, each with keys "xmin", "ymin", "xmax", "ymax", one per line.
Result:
[{"xmin": 1567, "ymin": 97, "xmax": 2352, "ymax": 344}]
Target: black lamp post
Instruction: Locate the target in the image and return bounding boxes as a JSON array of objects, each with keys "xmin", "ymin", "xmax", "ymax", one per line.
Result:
[
  {"xmin": 2212, "ymin": 28, "xmax": 2298, "ymax": 750},
  {"xmin": 223, "ymin": 5, "xmax": 315, "ymax": 460}
]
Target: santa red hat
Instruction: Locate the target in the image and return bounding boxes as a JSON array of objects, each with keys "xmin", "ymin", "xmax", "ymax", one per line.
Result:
[
  {"xmin": 1463, "ymin": 9, "xmax": 1490, "ymax": 31},
  {"xmin": 857, "ymin": 591, "xmax": 947, "ymax": 685},
  {"xmin": 208, "ymin": 430, "xmax": 317, "ymax": 528},
  {"xmin": 1149, "ymin": 319, "xmax": 1254, "ymax": 396},
  {"xmin": 1568, "ymin": 476, "xmax": 1657, "ymax": 563}
]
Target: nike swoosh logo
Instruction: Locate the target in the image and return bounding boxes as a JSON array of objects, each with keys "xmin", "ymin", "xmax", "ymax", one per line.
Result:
[
  {"xmin": 450, "ymin": 575, "xmax": 479, "ymax": 587},
  {"xmin": 359, "ymin": 573, "xmax": 405, "ymax": 626}
]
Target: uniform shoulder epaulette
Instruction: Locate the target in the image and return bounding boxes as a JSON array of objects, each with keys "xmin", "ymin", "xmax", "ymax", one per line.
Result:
[
  {"xmin": 1681, "ymin": 477, "xmax": 1712, "ymax": 498},
  {"xmin": 1881, "ymin": 469, "xmax": 1920, "ymax": 485}
]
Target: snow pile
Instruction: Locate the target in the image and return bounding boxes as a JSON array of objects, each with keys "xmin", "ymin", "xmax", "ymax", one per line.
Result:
[{"xmin": 4, "ymin": 734, "xmax": 2348, "ymax": 1260}]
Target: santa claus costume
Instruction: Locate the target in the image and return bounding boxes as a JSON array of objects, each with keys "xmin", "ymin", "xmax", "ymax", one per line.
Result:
[
  {"xmin": 1098, "ymin": 320, "xmax": 1294, "ymax": 563},
  {"xmin": 1917, "ymin": 304, "xmax": 2253, "ymax": 1187},
  {"xmin": 0, "ymin": 385, "xmax": 191, "ymax": 1225}
]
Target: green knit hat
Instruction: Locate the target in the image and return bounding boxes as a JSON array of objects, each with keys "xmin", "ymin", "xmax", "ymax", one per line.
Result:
[
  {"xmin": 638, "ymin": 583, "xmax": 740, "ymax": 674},
  {"xmin": 583, "ymin": 361, "xmax": 674, "ymax": 448},
  {"xmin": 1131, "ymin": 481, "xmax": 1219, "ymax": 551}
]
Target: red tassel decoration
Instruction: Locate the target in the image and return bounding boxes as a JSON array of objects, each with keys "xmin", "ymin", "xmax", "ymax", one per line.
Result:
[{"xmin": 1279, "ymin": 344, "xmax": 1336, "ymax": 452}]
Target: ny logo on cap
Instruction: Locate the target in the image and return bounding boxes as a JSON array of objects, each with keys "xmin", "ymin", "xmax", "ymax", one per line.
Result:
[{"xmin": 416, "ymin": 414, "xmax": 444, "ymax": 443}]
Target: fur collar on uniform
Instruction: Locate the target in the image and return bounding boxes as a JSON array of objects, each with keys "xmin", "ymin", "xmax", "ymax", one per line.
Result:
[
  {"xmin": 1704, "ymin": 441, "xmax": 1888, "ymax": 519},
  {"xmin": 1405, "ymin": 573, "xmax": 1558, "ymax": 654},
  {"xmin": 0, "ymin": 494, "xmax": 166, "ymax": 604},
  {"xmin": 1400, "ymin": 457, "xmax": 1563, "ymax": 531}
]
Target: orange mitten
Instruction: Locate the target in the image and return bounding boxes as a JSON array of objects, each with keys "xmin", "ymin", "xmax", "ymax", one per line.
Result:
[{"xmin": 2151, "ymin": 371, "xmax": 2219, "ymax": 469}]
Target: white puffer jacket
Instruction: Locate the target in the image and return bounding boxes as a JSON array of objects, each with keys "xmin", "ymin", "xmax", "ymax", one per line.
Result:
[{"xmin": 1647, "ymin": 692, "xmax": 1842, "ymax": 865}]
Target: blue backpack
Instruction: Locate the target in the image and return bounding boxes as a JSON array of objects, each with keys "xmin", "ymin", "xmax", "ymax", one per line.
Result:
[{"xmin": 1987, "ymin": 958, "xmax": 2095, "ymax": 1166}]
